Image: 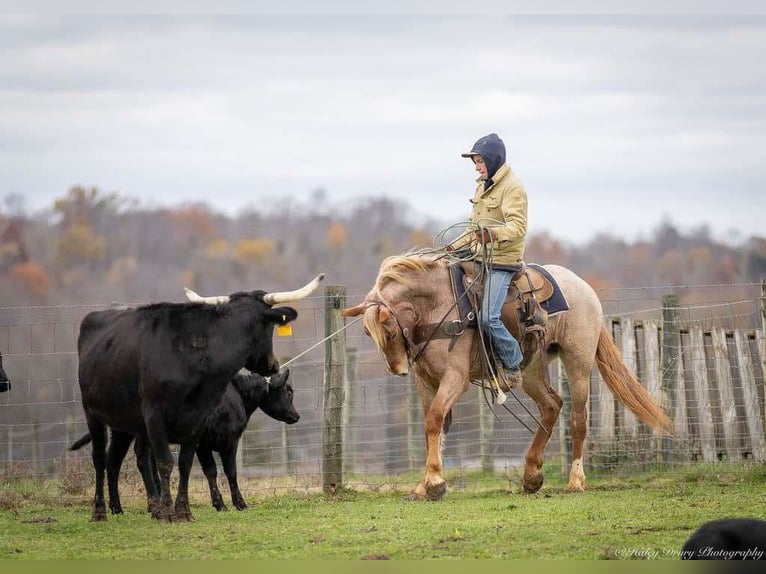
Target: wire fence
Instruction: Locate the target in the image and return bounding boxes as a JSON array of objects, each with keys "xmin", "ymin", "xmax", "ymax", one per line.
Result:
[{"xmin": 0, "ymin": 282, "xmax": 764, "ymax": 506}]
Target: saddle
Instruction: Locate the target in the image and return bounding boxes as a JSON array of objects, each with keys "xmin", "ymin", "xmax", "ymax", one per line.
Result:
[{"xmin": 453, "ymin": 261, "xmax": 560, "ymax": 369}]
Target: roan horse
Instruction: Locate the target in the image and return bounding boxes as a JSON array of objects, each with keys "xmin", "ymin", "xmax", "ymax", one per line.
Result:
[{"xmin": 342, "ymin": 253, "xmax": 672, "ymax": 500}]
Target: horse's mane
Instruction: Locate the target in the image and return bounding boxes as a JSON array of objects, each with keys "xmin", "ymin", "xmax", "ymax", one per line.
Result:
[
  {"xmin": 375, "ymin": 252, "xmax": 441, "ymax": 291},
  {"xmin": 364, "ymin": 252, "xmax": 444, "ymax": 350}
]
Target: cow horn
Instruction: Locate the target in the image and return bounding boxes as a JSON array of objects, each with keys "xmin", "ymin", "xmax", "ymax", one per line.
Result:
[
  {"xmin": 183, "ymin": 287, "xmax": 230, "ymax": 305},
  {"xmin": 263, "ymin": 273, "xmax": 325, "ymax": 305}
]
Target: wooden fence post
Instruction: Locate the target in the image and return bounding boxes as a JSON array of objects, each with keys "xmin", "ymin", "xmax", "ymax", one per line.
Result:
[
  {"xmin": 661, "ymin": 295, "xmax": 680, "ymax": 459},
  {"xmin": 734, "ymin": 330, "xmax": 766, "ymax": 461},
  {"xmin": 689, "ymin": 326, "xmax": 717, "ymax": 462},
  {"xmin": 323, "ymin": 285, "xmax": 346, "ymax": 493},
  {"xmin": 761, "ymin": 279, "xmax": 766, "ymax": 424},
  {"xmin": 620, "ymin": 318, "xmax": 639, "ymax": 437},
  {"xmin": 711, "ymin": 329, "xmax": 740, "ymax": 461},
  {"xmin": 598, "ymin": 320, "xmax": 616, "ymax": 444},
  {"xmin": 556, "ymin": 361, "xmax": 572, "ymax": 475}
]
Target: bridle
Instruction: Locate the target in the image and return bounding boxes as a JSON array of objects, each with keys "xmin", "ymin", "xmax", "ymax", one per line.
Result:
[{"xmin": 369, "ymin": 287, "xmax": 471, "ymax": 366}]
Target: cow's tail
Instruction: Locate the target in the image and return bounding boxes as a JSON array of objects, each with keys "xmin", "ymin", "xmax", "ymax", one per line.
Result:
[
  {"xmin": 69, "ymin": 433, "xmax": 92, "ymax": 451},
  {"xmin": 595, "ymin": 325, "xmax": 673, "ymax": 435}
]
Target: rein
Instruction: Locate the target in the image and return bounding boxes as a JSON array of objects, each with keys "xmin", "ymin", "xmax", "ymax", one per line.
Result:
[{"xmin": 372, "ymin": 267, "xmax": 480, "ymax": 365}]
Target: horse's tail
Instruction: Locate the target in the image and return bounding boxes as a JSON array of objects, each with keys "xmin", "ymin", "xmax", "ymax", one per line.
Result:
[
  {"xmin": 69, "ymin": 433, "xmax": 92, "ymax": 451},
  {"xmin": 595, "ymin": 325, "xmax": 673, "ymax": 435}
]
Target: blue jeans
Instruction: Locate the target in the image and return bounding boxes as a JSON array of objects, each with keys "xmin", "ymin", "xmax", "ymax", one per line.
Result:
[{"xmin": 480, "ymin": 268, "xmax": 523, "ymax": 370}]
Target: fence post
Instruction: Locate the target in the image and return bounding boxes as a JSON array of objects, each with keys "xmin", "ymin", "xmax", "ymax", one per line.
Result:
[
  {"xmin": 689, "ymin": 326, "xmax": 717, "ymax": 462},
  {"xmin": 661, "ymin": 295, "xmax": 680, "ymax": 460},
  {"xmin": 761, "ymin": 279, "xmax": 766, "ymax": 422},
  {"xmin": 734, "ymin": 330, "xmax": 766, "ymax": 461},
  {"xmin": 323, "ymin": 285, "xmax": 346, "ymax": 493}
]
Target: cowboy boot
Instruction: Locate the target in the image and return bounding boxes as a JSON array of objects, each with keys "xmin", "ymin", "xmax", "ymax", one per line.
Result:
[{"xmin": 496, "ymin": 364, "xmax": 523, "ymax": 391}]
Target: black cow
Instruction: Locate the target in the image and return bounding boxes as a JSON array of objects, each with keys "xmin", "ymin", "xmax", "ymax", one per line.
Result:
[
  {"xmin": 0, "ymin": 350, "xmax": 9, "ymax": 392},
  {"xmin": 70, "ymin": 368, "xmax": 299, "ymax": 512},
  {"xmin": 77, "ymin": 274, "xmax": 323, "ymax": 522},
  {"xmin": 682, "ymin": 517, "xmax": 766, "ymax": 560}
]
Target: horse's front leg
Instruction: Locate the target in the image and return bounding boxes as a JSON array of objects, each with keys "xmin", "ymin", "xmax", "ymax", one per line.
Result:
[{"xmin": 412, "ymin": 371, "xmax": 469, "ymax": 501}]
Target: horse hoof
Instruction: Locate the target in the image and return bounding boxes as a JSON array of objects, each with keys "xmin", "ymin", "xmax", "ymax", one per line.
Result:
[
  {"xmin": 523, "ymin": 474, "xmax": 544, "ymax": 494},
  {"xmin": 565, "ymin": 483, "xmax": 585, "ymax": 493},
  {"xmin": 425, "ymin": 480, "xmax": 447, "ymax": 501},
  {"xmin": 406, "ymin": 492, "xmax": 424, "ymax": 501}
]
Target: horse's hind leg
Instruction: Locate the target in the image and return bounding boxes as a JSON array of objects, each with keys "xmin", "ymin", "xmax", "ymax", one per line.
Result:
[
  {"xmin": 560, "ymin": 347, "xmax": 596, "ymax": 492},
  {"xmin": 520, "ymin": 360, "xmax": 563, "ymax": 494}
]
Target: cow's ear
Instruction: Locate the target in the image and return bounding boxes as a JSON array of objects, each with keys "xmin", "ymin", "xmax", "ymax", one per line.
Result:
[
  {"xmin": 266, "ymin": 306, "xmax": 298, "ymax": 324},
  {"xmin": 270, "ymin": 370, "xmax": 288, "ymax": 389}
]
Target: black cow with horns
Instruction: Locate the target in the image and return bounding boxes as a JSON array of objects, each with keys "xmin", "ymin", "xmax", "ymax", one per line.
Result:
[{"xmin": 77, "ymin": 274, "xmax": 323, "ymax": 522}]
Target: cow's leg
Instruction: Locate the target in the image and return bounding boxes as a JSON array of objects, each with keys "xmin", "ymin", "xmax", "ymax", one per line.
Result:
[
  {"xmin": 105, "ymin": 430, "xmax": 133, "ymax": 515},
  {"xmin": 173, "ymin": 442, "xmax": 196, "ymax": 522},
  {"xmin": 220, "ymin": 443, "xmax": 247, "ymax": 510},
  {"xmin": 520, "ymin": 359, "xmax": 563, "ymax": 494},
  {"xmin": 415, "ymin": 372, "xmax": 469, "ymax": 501},
  {"xmin": 144, "ymin": 412, "xmax": 174, "ymax": 522},
  {"xmin": 86, "ymin": 416, "xmax": 108, "ymax": 522},
  {"xmin": 134, "ymin": 434, "xmax": 161, "ymax": 514},
  {"xmin": 560, "ymin": 349, "xmax": 595, "ymax": 493},
  {"xmin": 197, "ymin": 445, "xmax": 227, "ymax": 511}
]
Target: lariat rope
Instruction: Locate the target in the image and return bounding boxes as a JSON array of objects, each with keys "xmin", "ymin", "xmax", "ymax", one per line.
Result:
[{"xmin": 276, "ymin": 316, "xmax": 363, "ymax": 371}]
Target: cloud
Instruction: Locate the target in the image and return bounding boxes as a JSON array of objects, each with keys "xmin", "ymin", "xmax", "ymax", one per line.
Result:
[{"xmin": 0, "ymin": 14, "xmax": 764, "ymax": 245}]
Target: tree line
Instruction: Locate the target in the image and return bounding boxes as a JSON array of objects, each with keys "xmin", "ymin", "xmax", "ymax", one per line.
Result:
[{"xmin": 1, "ymin": 186, "xmax": 764, "ymax": 307}]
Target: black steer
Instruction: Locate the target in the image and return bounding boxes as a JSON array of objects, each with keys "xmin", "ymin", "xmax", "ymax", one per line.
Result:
[
  {"xmin": 0, "ymin": 350, "xmax": 10, "ymax": 392},
  {"xmin": 682, "ymin": 517, "xmax": 766, "ymax": 560},
  {"xmin": 77, "ymin": 274, "xmax": 322, "ymax": 522},
  {"xmin": 71, "ymin": 368, "xmax": 299, "ymax": 512}
]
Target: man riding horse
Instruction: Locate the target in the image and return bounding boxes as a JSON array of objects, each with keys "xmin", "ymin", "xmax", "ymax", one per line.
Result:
[{"xmin": 449, "ymin": 133, "xmax": 527, "ymax": 390}]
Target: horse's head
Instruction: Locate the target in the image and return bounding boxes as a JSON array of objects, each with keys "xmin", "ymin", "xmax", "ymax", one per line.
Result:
[
  {"xmin": 342, "ymin": 295, "xmax": 412, "ymax": 376},
  {"xmin": 344, "ymin": 253, "xmax": 450, "ymax": 377}
]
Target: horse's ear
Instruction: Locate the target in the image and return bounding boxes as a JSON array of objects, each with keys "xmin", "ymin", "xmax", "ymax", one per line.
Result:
[
  {"xmin": 378, "ymin": 306, "xmax": 391, "ymax": 323},
  {"xmin": 341, "ymin": 303, "xmax": 366, "ymax": 317}
]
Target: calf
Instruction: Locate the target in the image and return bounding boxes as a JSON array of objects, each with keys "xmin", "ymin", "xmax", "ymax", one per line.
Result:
[
  {"xmin": 0, "ymin": 350, "xmax": 9, "ymax": 392},
  {"xmin": 682, "ymin": 517, "xmax": 766, "ymax": 560},
  {"xmin": 71, "ymin": 369, "xmax": 299, "ymax": 512}
]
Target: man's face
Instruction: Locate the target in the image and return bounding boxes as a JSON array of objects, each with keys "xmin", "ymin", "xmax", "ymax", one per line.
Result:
[{"xmin": 472, "ymin": 155, "xmax": 487, "ymax": 179}]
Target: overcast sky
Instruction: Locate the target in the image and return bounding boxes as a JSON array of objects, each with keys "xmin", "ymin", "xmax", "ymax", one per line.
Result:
[{"xmin": 0, "ymin": 10, "xmax": 764, "ymax": 244}]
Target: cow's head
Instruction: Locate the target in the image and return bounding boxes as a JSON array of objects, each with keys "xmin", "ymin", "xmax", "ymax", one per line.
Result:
[
  {"xmin": 259, "ymin": 369, "xmax": 300, "ymax": 424},
  {"xmin": 0, "ymin": 351, "xmax": 9, "ymax": 393},
  {"xmin": 184, "ymin": 274, "xmax": 324, "ymax": 377}
]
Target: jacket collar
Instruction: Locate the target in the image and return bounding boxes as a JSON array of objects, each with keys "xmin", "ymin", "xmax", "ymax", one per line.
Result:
[{"xmin": 476, "ymin": 164, "xmax": 510, "ymax": 195}]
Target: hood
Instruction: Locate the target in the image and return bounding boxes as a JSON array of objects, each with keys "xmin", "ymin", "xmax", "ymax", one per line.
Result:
[{"xmin": 461, "ymin": 133, "xmax": 506, "ymax": 181}]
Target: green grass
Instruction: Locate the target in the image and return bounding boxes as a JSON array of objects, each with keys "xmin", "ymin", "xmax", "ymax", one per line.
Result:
[{"xmin": 2, "ymin": 465, "xmax": 765, "ymax": 559}]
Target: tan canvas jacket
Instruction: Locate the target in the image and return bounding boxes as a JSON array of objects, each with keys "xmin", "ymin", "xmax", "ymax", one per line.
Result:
[{"xmin": 452, "ymin": 164, "xmax": 527, "ymax": 265}]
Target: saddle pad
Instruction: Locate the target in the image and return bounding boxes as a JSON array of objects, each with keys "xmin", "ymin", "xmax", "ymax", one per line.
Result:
[{"xmin": 528, "ymin": 264, "xmax": 569, "ymax": 316}]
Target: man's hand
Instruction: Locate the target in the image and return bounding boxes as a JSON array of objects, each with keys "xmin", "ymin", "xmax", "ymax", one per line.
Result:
[{"xmin": 475, "ymin": 228, "xmax": 494, "ymax": 244}]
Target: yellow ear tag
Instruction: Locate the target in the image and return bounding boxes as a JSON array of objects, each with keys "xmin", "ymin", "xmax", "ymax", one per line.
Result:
[{"xmin": 277, "ymin": 316, "xmax": 293, "ymax": 337}]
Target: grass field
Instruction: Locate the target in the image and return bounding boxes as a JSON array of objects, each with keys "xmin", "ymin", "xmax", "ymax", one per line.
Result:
[{"xmin": 2, "ymin": 464, "xmax": 765, "ymax": 559}]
